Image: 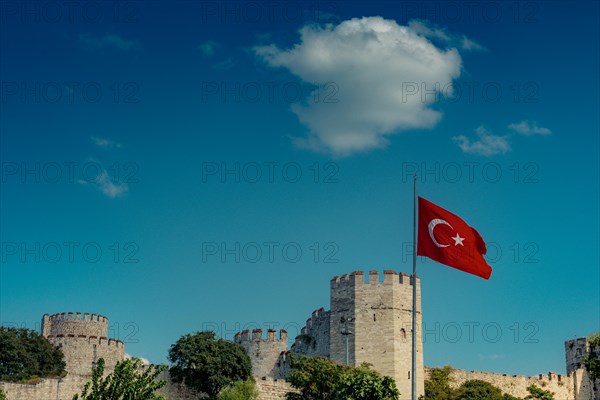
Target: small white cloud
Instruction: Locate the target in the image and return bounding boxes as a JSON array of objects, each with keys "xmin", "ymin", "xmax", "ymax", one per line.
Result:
[
  {"xmin": 255, "ymin": 16, "xmax": 463, "ymax": 156},
  {"xmin": 91, "ymin": 136, "xmax": 122, "ymax": 149},
  {"xmin": 408, "ymin": 19, "xmax": 485, "ymax": 52},
  {"xmin": 80, "ymin": 33, "xmax": 139, "ymax": 51},
  {"xmin": 96, "ymin": 170, "xmax": 128, "ymax": 198},
  {"xmin": 212, "ymin": 58, "xmax": 236, "ymax": 70},
  {"xmin": 125, "ymin": 353, "xmax": 151, "ymax": 365},
  {"xmin": 478, "ymin": 353, "xmax": 506, "ymax": 361},
  {"xmin": 78, "ymin": 168, "xmax": 128, "ymax": 198},
  {"xmin": 198, "ymin": 40, "xmax": 218, "ymax": 57},
  {"xmin": 453, "ymin": 126, "xmax": 511, "ymax": 156},
  {"xmin": 508, "ymin": 120, "xmax": 552, "ymax": 136}
]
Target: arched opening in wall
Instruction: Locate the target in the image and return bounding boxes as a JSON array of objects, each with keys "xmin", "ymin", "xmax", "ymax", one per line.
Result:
[
  {"xmin": 408, "ymin": 371, "xmax": 410, "ymax": 380},
  {"xmin": 401, "ymin": 329, "xmax": 406, "ymax": 341},
  {"xmin": 373, "ymin": 314, "xmax": 376, "ymax": 322}
]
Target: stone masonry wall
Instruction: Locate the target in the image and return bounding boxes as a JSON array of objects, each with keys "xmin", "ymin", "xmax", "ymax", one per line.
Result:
[
  {"xmin": 290, "ymin": 307, "xmax": 330, "ymax": 358},
  {"xmin": 424, "ymin": 367, "xmax": 584, "ymax": 400},
  {"xmin": 330, "ymin": 270, "xmax": 424, "ymax": 400},
  {"xmin": 42, "ymin": 313, "xmax": 108, "ymax": 338},
  {"xmin": 235, "ymin": 329, "xmax": 288, "ymax": 379},
  {"xmin": 255, "ymin": 378, "xmax": 297, "ymax": 400}
]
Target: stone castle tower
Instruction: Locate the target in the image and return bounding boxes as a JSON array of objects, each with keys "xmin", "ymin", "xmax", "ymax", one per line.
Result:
[
  {"xmin": 234, "ymin": 329, "xmax": 289, "ymax": 379},
  {"xmin": 41, "ymin": 312, "xmax": 125, "ymax": 375},
  {"xmin": 237, "ymin": 270, "xmax": 425, "ymax": 400},
  {"xmin": 565, "ymin": 337, "xmax": 600, "ymax": 400}
]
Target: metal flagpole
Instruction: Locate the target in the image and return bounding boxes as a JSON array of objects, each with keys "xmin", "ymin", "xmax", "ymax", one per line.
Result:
[{"xmin": 411, "ymin": 174, "xmax": 417, "ymax": 400}]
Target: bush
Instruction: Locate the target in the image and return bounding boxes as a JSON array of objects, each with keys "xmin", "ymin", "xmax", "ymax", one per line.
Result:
[
  {"xmin": 525, "ymin": 384, "xmax": 554, "ymax": 400},
  {"xmin": 217, "ymin": 380, "xmax": 258, "ymax": 400},
  {"xmin": 454, "ymin": 380, "xmax": 504, "ymax": 400},
  {"xmin": 0, "ymin": 387, "xmax": 6, "ymax": 400},
  {"xmin": 424, "ymin": 366, "xmax": 454, "ymax": 400}
]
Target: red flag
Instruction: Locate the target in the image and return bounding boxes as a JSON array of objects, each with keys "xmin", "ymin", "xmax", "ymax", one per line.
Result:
[{"xmin": 417, "ymin": 197, "xmax": 492, "ymax": 280}]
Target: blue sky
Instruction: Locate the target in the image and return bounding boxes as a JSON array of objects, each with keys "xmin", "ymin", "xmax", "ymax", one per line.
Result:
[{"xmin": 1, "ymin": 0, "xmax": 598, "ymax": 377}]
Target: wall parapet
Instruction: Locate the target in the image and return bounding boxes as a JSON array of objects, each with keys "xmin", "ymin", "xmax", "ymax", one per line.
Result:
[
  {"xmin": 234, "ymin": 329, "xmax": 288, "ymax": 344},
  {"xmin": 330, "ymin": 270, "xmax": 418, "ymax": 288}
]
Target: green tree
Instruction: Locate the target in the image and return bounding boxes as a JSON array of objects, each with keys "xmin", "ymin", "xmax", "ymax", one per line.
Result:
[
  {"xmin": 588, "ymin": 332, "xmax": 600, "ymax": 347},
  {"xmin": 72, "ymin": 358, "xmax": 167, "ymax": 400},
  {"xmin": 0, "ymin": 387, "xmax": 6, "ymax": 400},
  {"xmin": 424, "ymin": 366, "xmax": 455, "ymax": 400},
  {"xmin": 582, "ymin": 332, "xmax": 600, "ymax": 380},
  {"xmin": 217, "ymin": 380, "xmax": 259, "ymax": 400},
  {"xmin": 454, "ymin": 380, "xmax": 504, "ymax": 400},
  {"xmin": 0, "ymin": 327, "xmax": 65, "ymax": 382},
  {"xmin": 168, "ymin": 331, "xmax": 252, "ymax": 399},
  {"xmin": 285, "ymin": 355, "xmax": 399, "ymax": 400},
  {"xmin": 525, "ymin": 385, "xmax": 554, "ymax": 400}
]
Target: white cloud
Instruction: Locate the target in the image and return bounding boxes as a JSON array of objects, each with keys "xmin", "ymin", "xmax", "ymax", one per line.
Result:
[
  {"xmin": 80, "ymin": 33, "xmax": 139, "ymax": 51},
  {"xmin": 198, "ymin": 40, "xmax": 218, "ymax": 57},
  {"xmin": 125, "ymin": 353, "xmax": 151, "ymax": 365},
  {"xmin": 78, "ymin": 169, "xmax": 128, "ymax": 198},
  {"xmin": 408, "ymin": 20, "xmax": 485, "ymax": 52},
  {"xmin": 212, "ymin": 58, "xmax": 236, "ymax": 70},
  {"xmin": 478, "ymin": 353, "xmax": 506, "ymax": 361},
  {"xmin": 255, "ymin": 16, "xmax": 463, "ymax": 156},
  {"xmin": 453, "ymin": 126, "xmax": 511, "ymax": 156},
  {"xmin": 91, "ymin": 136, "xmax": 122, "ymax": 149},
  {"xmin": 508, "ymin": 120, "xmax": 552, "ymax": 136},
  {"xmin": 96, "ymin": 170, "xmax": 128, "ymax": 198}
]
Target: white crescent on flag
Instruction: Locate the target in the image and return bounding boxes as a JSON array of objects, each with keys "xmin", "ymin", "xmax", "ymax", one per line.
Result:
[{"xmin": 428, "ymin": 218, "xmax": 466, "ymax": 248}]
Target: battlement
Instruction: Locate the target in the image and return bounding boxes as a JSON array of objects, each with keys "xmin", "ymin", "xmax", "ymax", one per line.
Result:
[
  {"xmin": 234, "ymin": 329, "xmax": 288, "ymax": 344},
  {"xmin": 330, "ymin": 270, "xmax": 418, "ymax": 288},
  {"xmin": 42, "ymin": 312, "xmax": 109, "ymax": 338},
  {"xmin": 47, "ymin": 334, "xmax": 125, "ymax": 348},
  {"xmin": 44, "ymin": 312, "xmax": 108, "ymax": 323}
]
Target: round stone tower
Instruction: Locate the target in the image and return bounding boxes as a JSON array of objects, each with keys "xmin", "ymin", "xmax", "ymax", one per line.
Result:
[{"xmin": 42, "ymin": 312, "xmax": 125, "ymax": 376}]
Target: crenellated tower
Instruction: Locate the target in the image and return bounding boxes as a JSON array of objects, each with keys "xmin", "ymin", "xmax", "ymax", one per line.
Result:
[
  {"xmin": 565, "ymin": 337, "xmax": 600, "ymax": 400},
  {"xmin": 234, "ymin": 329, "xmax": 289, "ymax": 379},
  {"xmin": 329, "ymin": 270, "xmax": 424, "ymax": 400},
  {"xmin": 42, "ymin": 312, "xmax": 125, "ymax": 375}
]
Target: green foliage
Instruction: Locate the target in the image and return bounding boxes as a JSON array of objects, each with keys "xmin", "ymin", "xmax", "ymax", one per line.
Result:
[
  {"xmin": 285, "ymin": 355, "xmax": 399, "ymax": 400},
  {"xmin": 582, "ymin": 334, "xmax": 600, "ymax": 381},
  {"xmin": 0, "ymin": 387, "xmax": 6, "ymax": 400},
  {"xmin": 454, "ymin": 379, "xmax": 504, "ymax": 400},
  {"xmin": 217, "ymin": 380, "xmax": 258, "ymax": 400},
  {"xmin": 525, "ymin": 384, "xmax": 554, "ymax": 400},
  {"xmin": 424, "ymin": 366, "xmax": 454, "ymax": 400},
  {"xmin": 72, "ymin": 358, "xmax": 167, "ymax": 400},
  {"xmin": 168, "ymin": 331, "xmax": 252, "ymax": 399},
  {"xmin": 0, "ymin": 327, "xmax": 66, "ymax": 382},
  {"xmin": 422, "ymin": 372, "xmax": 525, "ymax": 400},
  {"xmin": 588, "ymin": 332, "xmax": 600, "ymax": 347},
  {"xmin": 583, "ymin": 353, "xmax": 600, "ymax": 380}
]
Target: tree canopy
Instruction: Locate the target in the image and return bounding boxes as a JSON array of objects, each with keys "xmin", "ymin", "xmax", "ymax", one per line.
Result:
[
  {"xmin": 72, "ymin": 358, "xmax": 167, "ymax": 400},
  {"xmin": 0, "ymin": 327, "xmax": 65, "ymax": 382},
  {"xmin": 168, "ymin": 331, "xmax": 252, "ymax": 399},
  {"xmin": 285, "ymin": 355, "xmax": 399, "ymax": 400}
]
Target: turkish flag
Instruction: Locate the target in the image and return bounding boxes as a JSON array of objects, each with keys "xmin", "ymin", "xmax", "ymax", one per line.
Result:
[{"xmin": 417, "ymin": 197, "xmax": 492, "ymax": 280}]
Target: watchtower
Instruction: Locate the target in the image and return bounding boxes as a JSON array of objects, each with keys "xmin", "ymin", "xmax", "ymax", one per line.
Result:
[
  {"xmin": 234, "ymin": 329, "xmax": 288, "ymax": 379},
  {"xmin": 329, "ymin": 270, "xmax": 424, "ymax": 400},
  {"xmin": 42, "ymin": 312, "xmax": 125, "ymax": 375}
]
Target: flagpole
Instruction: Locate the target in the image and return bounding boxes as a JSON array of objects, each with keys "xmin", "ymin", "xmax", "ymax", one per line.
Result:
[{"xmin": 411, "ymin": 173, "xmax": 417, "ymax": 400}]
